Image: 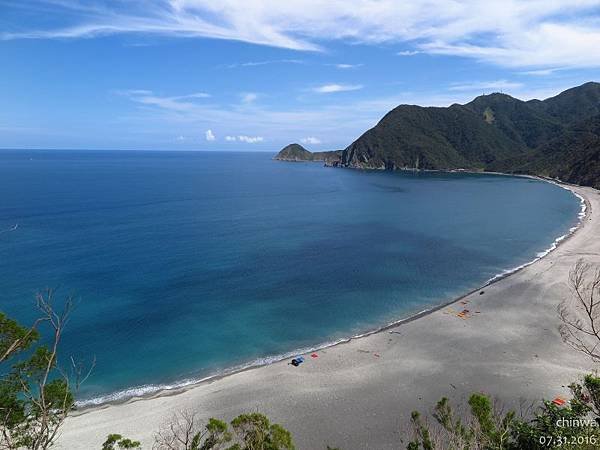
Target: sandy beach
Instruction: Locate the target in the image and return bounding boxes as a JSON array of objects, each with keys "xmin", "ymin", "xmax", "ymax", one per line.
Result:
[{"xmin": 56, "ymin": 183, "xmax": 599, "ymax": 450}]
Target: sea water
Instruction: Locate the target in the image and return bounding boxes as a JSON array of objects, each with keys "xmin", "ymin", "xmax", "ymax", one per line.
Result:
[{"xmin": 0, "ymin": 150, "xmax": 582, "ymax": 403}]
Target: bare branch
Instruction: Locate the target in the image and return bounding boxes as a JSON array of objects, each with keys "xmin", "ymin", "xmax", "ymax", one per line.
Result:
[{"xmin": 558, "ymin": 259, "xmax": 600, "ymax": 362}]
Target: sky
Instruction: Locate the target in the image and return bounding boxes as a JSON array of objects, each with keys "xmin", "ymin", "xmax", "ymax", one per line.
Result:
[{"xmin": 1, "ymin": 0, "xmax": 600, "ymax": 151}]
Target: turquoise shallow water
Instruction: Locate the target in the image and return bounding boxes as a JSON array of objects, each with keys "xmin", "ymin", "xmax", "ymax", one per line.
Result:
[{"xmin": 0, "ymin": 150, "xmax": 582, "ymax": 403}]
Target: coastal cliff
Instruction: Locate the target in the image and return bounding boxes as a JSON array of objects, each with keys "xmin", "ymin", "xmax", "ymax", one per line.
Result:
[{"xmin": 276, "ymin": 82, "xmax": 600, "ymax": 188}]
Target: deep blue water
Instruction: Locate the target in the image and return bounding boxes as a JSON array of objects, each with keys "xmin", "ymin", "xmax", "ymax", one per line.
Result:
[{"xmin": 0, "ymin": 150, "xmax": 582, "ymax": 403}]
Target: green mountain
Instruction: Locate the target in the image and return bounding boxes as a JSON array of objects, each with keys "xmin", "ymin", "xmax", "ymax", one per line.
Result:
[
  {"xmin": 274, "ymin": 143, "xmax": 342, "ymax": 163},
  {"xmin": 335, "ymin": 81, "xmax": 600, "ymax": 188},
  {"xmin": 493, "ymin": 114, "xmax": 600, "ymax": 188},
  {"xmin": 273, "ymin": 143, "xmax": 313, "ymax": 161}
]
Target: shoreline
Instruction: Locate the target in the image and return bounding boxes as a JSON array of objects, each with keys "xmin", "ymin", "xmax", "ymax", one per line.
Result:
[
  {"xmin": 58, "ymin": 181, "xmax": 599, "ymax": 450},
  {"xmin": 73, "ymin": 175, "xmax": 588, "ymax": 412}
]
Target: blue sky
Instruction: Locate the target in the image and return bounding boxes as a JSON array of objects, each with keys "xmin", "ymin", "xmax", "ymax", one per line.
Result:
[{"xmin": 1, "ymin": 0, "xmax": 600, "ymax": 151}]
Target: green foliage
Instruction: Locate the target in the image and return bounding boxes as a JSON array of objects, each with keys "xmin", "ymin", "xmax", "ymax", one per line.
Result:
[
  {"xmin": 198, "ymin": 418, "xmax": 232, "ymax": 450},
  {"xmin": 0, "ymin": 312, "xmax": 39, "ymax": 361},
  {"xmin": 512, "ymin": 377, "xmax": 600, "ymax": 450},
  {"xmin": 230, "ymin": 413, "xmax": 294, "ymax": 450},
  {"xmin": 102, "ymin": 434, "xmax": 141, "ymax": 449},
  {"xmin": 406, "ymin": 376, "xmax": 600, "ymax": 450},
  {"xmin": 407, "ymin": 393, "xmax": 516, "ymax": 449},
  {"xmin": 407, "ymin": 411, "xmax": 434, "ymax": 450},
  {"xmin": 150, "ymin": 412, "xmax": 293, "ymax": 450},
  {"xmin": 432, "ymin": 397, "xmax": 473, "ymax": 447},
  {"xmin": 0, "ymin": 292, "xmax": 82, "ymax": 450}
]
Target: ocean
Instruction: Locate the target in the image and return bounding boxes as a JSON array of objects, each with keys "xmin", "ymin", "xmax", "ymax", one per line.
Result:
[{"xmin": 0, "ymin": 150, "xmax": 582, "ymax": 404}]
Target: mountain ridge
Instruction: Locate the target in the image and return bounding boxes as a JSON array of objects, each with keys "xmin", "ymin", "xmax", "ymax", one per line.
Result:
[{"xmin": 276, "ymin": 82, "xmax": 600, "ymax": 188}]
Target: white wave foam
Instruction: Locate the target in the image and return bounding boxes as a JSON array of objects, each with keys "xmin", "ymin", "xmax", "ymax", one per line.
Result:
[
  {"xmin": 486, "ymin": 185, "xmax": 586, "ymax": 285},
  {"xmin": 76, "ymin": 338, "xmax": 350, "ymax": 407}
]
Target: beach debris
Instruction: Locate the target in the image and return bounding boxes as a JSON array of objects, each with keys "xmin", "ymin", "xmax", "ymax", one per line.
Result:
[
  {"xmin": 373, "ymin": 353, "xmax": 380, "ymax": 358},
  {"xmin": 290, "ymin": 356, "xmax": 305, "ymax": 367},
  {"xmin": 456, "ymin": 309, "xmax": 471, "ymax": 319},
  {"xmin": 480, "ymin": 291, "xmax": 485, "ymax": 295},
  {"xmin": 310, "ymin": 353, "xmax": 318, "ymax": 358},
  {"xmin": 552, "ymin": 397, "xmax": 566, "ymax": 406},
  {"xmin": 460, "ymin": 300, "xmax": 469, "ymax": 305},
  {"xmin": 389, "ymin": 330, "xmax": 402, "ymax": 335}
]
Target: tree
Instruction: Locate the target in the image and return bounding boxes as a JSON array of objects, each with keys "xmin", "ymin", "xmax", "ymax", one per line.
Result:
[
  {"xmin": 230, "ymin": 413, "xmax": 294, "ymax": 450},
  {"xmin": 0, "ymin": 289, "xmax": 94, "ymax": 450},
  {"xmin": 558, "ymin": 258, "xmax": 600, "ymax": 361},
  {"xmin": 511, "ymin": 377, "xmax": 600, "ymax": 450},
  {"xmin": 405, "ymin": 393, "xmax": 516, "ymax": 450},
  {"xmin": 102, "ymin": 434, "xmax": 141, "ymax": 449},
  {"xmin": 153, "ymin": 410, "xmax": 231, "ymax": 450},
  {"xmin": 152, "ymin": 412, "xmax": 294, "ymax": 450}
]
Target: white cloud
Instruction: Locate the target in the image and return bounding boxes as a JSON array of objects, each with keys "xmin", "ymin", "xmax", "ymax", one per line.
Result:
[
  {"xmin": 521, "ymin": 68, "xmax": 562, "ymax": 76},
  {"xmin": 6, "ymin": 1, "xmax": 600, "ymax": 69},
  {"xmin": 301, "ymin": 136, "xmax": 321, "ymax": 144},
  {"xmin": 238, "ymin": 135, "xmax": 264, "ymax": 143},
  {"xmin": 334, "ymin": 63, "xmax": 363, "ymax": 69},
  {"xmin": 179, "ymin": 92, "xmax": 211, "ymax": 99},
  {"xmin": 241, "ymin": 92, "xmax": 258, "ymax": 103},
  {"xmin": 397, "ymin": 50, "xmax": 420, "ymax": 56},
  {"xmin": 312, "ymin": 83, "xmax": 363, "ymax": 93},
  {"xmin": 226, "ymin": 59, "xmax": 304, "ymax": 68},
  {"xmin": 205, "ymin": 129, "xmax": 216, "ymax": 141},
  {"xmin": 448, "ymin": 79, "xmax": 523, "ymax": 92},
  {"xmin": 225, "ymin": 134, "xmax": 263, "ymax": 142},
  {"xmin": 176, "ymin": 135, "xmax": 186, "ymax": 141},
  {"xmin": 117, "ymin": 90, "xmax": 210, "ymax": 112}
]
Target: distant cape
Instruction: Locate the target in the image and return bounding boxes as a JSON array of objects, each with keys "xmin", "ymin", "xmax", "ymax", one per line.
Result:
[{"xmin": 273, "ymin": 143, "xmax": 342, "ymax": 165}]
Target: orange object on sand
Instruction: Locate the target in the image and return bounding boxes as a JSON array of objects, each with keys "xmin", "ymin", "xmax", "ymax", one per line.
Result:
[
  {"xmin": 552, "ymin": 397, "xmax": 566, "ymax": 406},
  {"xmin": 311, "ymin": 353, "xmax": 318, "ymax": 358}
]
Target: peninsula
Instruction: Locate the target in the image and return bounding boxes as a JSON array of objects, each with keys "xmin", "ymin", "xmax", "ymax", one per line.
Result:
[{"xmin": 273, "ymin": 143, "xmax": 342, "ymax": 165}]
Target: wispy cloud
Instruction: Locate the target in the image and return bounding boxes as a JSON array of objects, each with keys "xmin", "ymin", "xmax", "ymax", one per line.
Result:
[
  {"xmin": 521, "ymin": 68, "xmax": 563, "ymax": 76},
  {"xmin": 333, "ymin": 63, "xmax": 363, "ymax": 69},
  {"xmin": 117, "ymin": 90, "xmax": 211, "ymax": 112},
  {"xmin": 238, "ymin": 135, "xmax": 263, "ymax": 143},
  {"xmin": 301, "ymin": 136, "xmax": 321, "ymax": 144},
  {"xmin": 224, "ymin": 135, "xmax": 264, "ymax": 143},
  {"xmin": 225, "ymin": 59, "xmax": 304, "ymax": 68},
  {"xmin": 397, "ymin": 50, "xmax": 420, "ymax": 56},
  {"xmin": 205, "ymin": 129, "xmax": 215, "ymax": 141},
  {"xmin": 241, "ymin": 92, "xmax": 258, "ymax": 104},
  {"xmin": 448, "ymin": 79, "xmax": 523, "ymax": 92},
  {"xmin": 4, "ymin": 1, "xmax": 600, "ymax": 69},
  {"xmin": 312, "ymin": 83, "xmax": 363, "ymax": 94}
]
